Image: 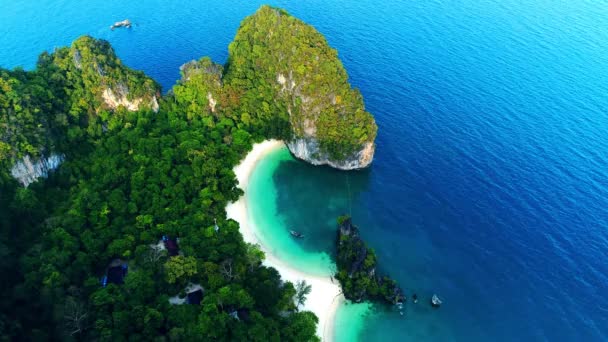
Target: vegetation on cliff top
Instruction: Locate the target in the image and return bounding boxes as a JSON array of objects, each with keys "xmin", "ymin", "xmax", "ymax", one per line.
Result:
[
  {"xmin": 0, "ymin": 35, "xmax": 159, "ymax": 167},
  {"xmin": 335, "ymin": 216, "xmax": 404, "ymax": 305},
  {"xmin": 0, "ymin": 57, "xmax": 67, "ymax": 164},
  {"xmin": 170, "ymin": 6, "xmax": 378, "ymax": 161},
  {"xmin": 225, "ymin": 5, "xmax": 377, "ymax": 160}
]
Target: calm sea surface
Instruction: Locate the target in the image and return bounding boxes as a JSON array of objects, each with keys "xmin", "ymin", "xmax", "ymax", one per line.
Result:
[{"xmin": 2, "ymin": 0, "xmax": 607, "ymax": 340}]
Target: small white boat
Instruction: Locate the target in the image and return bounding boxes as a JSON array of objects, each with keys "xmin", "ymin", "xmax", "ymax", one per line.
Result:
[
  {"xmin": 290, "ymin": 230, "xmax": 304, "ymax": 238},
  {"xmin": 431, "ymin": 294, "xmax": 442, "ymax": 308},
  {"xmin": 110, "ymin": 19, "xmax": 132, "ymax": 30}
]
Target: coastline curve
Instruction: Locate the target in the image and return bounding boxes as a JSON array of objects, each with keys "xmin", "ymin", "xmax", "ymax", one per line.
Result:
[{"xmin": 225, "ymin": 140, "xmax": 345, "ymax": 341}]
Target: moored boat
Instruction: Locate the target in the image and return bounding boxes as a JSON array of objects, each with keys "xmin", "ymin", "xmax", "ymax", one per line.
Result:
[
  {"xmin": 290, "ymin": 230, "xmax": 304, "ymax": 238},
  {"xmin": 431, "ymin": 294, "xmax": 442, "ymax": 308}
]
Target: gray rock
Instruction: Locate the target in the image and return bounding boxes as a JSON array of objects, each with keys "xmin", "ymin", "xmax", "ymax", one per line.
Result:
[
  {"xmin": 287, "ymin": 138, "xmax": 374, "ymax": 170},
  {"xmin": 10, "ymin": 154, "xmax": 64, "ymax": 187}
]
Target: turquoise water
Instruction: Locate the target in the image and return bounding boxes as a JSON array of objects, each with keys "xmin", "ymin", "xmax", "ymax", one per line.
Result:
[
  {"xmin": 3, "ymin": 0, "xmax": 608, "ymax": 340},
  {"xmin": 247, "ymin": 147, "xmax": 335, "ymax": 277},
  {"xmin": 248, "ymin": 146, "xmax": 457, "ymax": 341},
  {"xmin": 334, "ymin": 302, "xmax": 373, "ymax": 342},
  {"xmin": 247, "ymin": 146, "xmax": 375, "ymax": 341}
]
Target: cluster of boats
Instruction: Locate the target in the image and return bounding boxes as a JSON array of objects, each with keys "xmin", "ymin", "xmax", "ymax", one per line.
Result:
[{"xmin": 397, "ymin": 293, "xmax": 442, "ymax": 317}]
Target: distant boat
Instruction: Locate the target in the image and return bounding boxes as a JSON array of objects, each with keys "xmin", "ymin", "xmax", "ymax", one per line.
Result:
[
  {"xmin": 290, "ymin": 230, "xmax": 304, "ymax": 238},
  {"xmin": 431, "ymin": 294, "xmax": 442, "ymax": 308},
  {"xmin": 110, "ymin": 19, "xmax": 132, "ymax": 30}
]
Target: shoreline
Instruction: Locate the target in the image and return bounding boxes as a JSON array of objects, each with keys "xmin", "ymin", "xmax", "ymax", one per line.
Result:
[{"xmin": 225, "ymin": 140, "xmax": 345, "ymax": 341}]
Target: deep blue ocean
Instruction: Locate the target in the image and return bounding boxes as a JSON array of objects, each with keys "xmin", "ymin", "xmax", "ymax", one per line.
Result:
[{"xmin": 2, "ymin": 0, "xmax": 607, "ymax": 340}]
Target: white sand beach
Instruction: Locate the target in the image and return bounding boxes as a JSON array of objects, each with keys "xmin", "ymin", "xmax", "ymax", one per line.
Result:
[{"xmin": 225, "ymin": 140, "xmax": 345, "ymax": 341}]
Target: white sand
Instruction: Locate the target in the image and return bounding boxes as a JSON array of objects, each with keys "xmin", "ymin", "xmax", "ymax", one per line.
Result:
[{"xmin": 226, "ymin": 140, "xmax": 345, "ymax": 342}]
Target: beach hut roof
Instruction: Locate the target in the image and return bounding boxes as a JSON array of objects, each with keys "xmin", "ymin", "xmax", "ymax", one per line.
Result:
[
  {"xmin": 186, "ymin": 289, "xmax": 203, "ymax": 305},
  {"xmin": 163, "ymin": 236, "xmax": 179, "ymax": 256},
  {"xmin": 106, "ymin": 263, "xmax": 128, "ymax": 285}
]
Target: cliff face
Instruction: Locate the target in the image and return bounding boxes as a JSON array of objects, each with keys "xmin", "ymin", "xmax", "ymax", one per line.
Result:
[
  {"xmin": 10, "ymin": 154, "xmax": 63, "ymax": 187},
  {"xmin": 287, "ymin": 139, "xmax": 374, "ymax": 170},
  {"xmin": 102, "ymin": 87, "xmax": 159, "ymax": 112},
  {"xmin": 225, "ymin": 6, "xmax": 377, "ymax": 170}
]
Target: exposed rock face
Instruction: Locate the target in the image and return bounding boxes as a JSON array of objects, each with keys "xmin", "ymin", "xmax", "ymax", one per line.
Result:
[
  {"xmin": 10, "ymin": 154, "xmax": 64, "ymax": 187},
  {"xmin": 287, "ymin": 138, "xmax": 374, "ymax": 170},
  {"xmin": 207, "ymin": 93, "xmax": 217, "ymax": 113},
  {"xmin": 102, "ymin": 87, "xmax": 159, "ymax": 112},
  {"xmin": 277, "ymin": 70, "xmax": 375, "ymax": 170},
  {"xmin": 69, "ymin": 36, "xmax": 161, "ymax": 113},
  {"xmin": 274, "ymin": 65, "xmax": 376, "ymax": 170}
]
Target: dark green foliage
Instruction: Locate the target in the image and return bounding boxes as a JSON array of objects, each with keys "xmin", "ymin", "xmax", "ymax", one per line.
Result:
[
  {"xmin": 0, "ymin": 57, "xmax": 68, "ymax": 164},
  {"xmin": 0, "ymin": 92, "xmax": 316, "ymax": 339},
  {"xmin": 224, "ymin": 5, "xmax": 377, "ymax": 160},
  {"xmin": 0, "ymin": 6, "xmax": 380, "ymax": 340},
  {"xmin": 0, "ymin": 35, "xmax": 159, "ymax": 171},
  {"xmin": 335, "ymin": 216, "xmax": 403, "ymax": 305}
]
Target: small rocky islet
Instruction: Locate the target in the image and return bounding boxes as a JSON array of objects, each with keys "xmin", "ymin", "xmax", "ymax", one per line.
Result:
[
  {"xmin": 335, "ymin": 215, "xmax": 405, "ymax": 305},
  {"xmin": 335, "ymin": 215, "xmax": 441, "ymax": 310}
]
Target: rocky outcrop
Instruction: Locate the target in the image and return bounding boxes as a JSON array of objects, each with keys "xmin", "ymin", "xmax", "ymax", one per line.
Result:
[
  {"xmin": 173, "ymin": 58, "xmax": 223, "ymax": 115},
  {"xmin": 336, "ymin": 216, "xmax": 404, "ymax": 304},
  {"xmin": 69, "ymin": 36, "xmax": 161, "ymax": 113},
  {"xmin": 10, "ymin": 154, "xmax": 63, "ymax": 187},
  {"xmin": 287, "ymin": 138, "xmax": 374, "ymax": 170},
  {"xmin": 2, "ymin": 37, "xmax": 161, "ymax": 188},
  {"xmin": 102, "ymin": 86, "xmax": 159, "ymax": 112},
  {"xmin": 226, "ymin": 6, "xmax": 378, "ymax": 170},
  {"xmin": 276, "ymin": 69, "xmax": 376, "ymax": 170}
]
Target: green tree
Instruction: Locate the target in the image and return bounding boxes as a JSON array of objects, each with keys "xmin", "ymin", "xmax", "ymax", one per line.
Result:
[
  {"xmin": 294, "ymin": 280, "xmax": 312, "ymax": 311},
  {"xmin": 164, "ymin": 256, "xmax": 198, "ymax": 284}
]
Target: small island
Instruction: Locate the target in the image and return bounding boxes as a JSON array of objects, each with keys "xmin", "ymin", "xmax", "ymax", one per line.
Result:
[{"xmin": 335, "ymin": 216, "xmax": 404, "ymax": 305}]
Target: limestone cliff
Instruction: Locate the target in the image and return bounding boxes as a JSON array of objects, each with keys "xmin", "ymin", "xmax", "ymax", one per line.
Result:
[
  {"xmin": 287, "ymin": 138, "xmax": 374, "ymax": 170},
  {"xmin": 102, "ymin": 87, "xmax": 159, "ymax": 112},
  {"xmin": 10, "ymin": 154, "xmax": 63, "ymax": 187},
  {"xmin": 225, "ymin": 6, "xmax": 378, "ymax": 170}
]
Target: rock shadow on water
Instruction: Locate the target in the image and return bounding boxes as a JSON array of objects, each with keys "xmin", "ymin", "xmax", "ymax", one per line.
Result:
[{"xmin": 271, "ymin": 156, "xmax": 372, "ymax": 257}]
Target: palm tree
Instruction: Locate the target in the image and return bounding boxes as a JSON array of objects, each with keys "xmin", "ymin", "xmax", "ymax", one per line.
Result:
[{"xmin": 295, "ymin": 280, "xmax": 312, "ymax": 311}]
